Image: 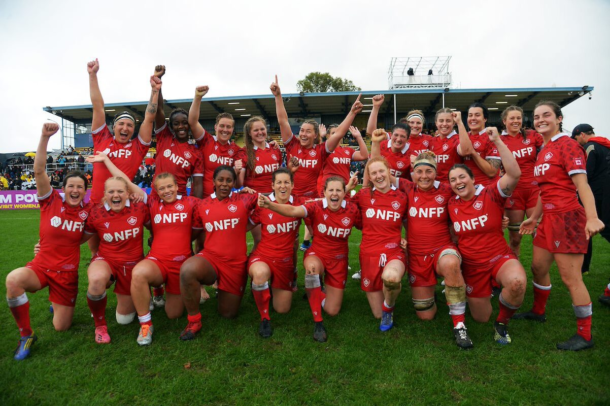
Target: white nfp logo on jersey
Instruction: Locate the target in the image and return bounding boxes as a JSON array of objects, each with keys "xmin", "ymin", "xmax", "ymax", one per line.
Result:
[
  {"xmin": 209, "ymin": 154, "xmax": 218, "ymax": 163},
  {"xmin": 534, "ymin": 163, "xmax": 550, "ymax": 176},
  {"xmin": 255, "ymin": 166, "xmax": 264, "ymax": 174},
  {"xmin": 454, "ymin": 215, "xmax": 488, "ymax": 232},
  {"xmin": 365, "ymin": 208, "xmax": 401, "ymax": 221},
  {"xmin": 317, "ymin": 224, "xmax": 327, "ymax": 233},
  {"xmin": 164, "ymin": 149, "xmax": 190, "ymax": 168},
  {"xmin": 51, "ymin": 216, "xmax": 61, "ymax": 227},
  {"xmin": 206, "ymin": 218, "xmax": 239, "ymax": 231},
  {"xmin": 50, "ymin": 216, "xmax": 84, "ymax": 232},
  {"xmin": 410, "ymin": 207, "xmax": 445, "ymax": 218},
  {"xmin": 266, "ymin": 224, "xmax": 276, "ymax": 234},
  {"xmin": 154, "ymin": 213, "xmax": 187, "ymax": 224}
]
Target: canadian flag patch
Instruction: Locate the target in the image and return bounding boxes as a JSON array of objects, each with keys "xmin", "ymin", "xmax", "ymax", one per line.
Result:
[
  {"xmin": 127, "ymin": 216, "xmax": 137, "ymax": 226},
  {"xmin": 228, "ymin": 204, "xmax": 237, "ymax": 213},
  {"xmin": 473, "ymin": 201, "xmax": 483, "ymax": 210}
]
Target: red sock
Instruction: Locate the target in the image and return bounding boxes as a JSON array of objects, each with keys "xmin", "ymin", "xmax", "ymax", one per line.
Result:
[
  {"xmin": 187, "ymin": 313, "xmax": 201, "ymax": 323},
  {"xmin": 451, "ymin": 314, "xmax": 465, "ymax": 327},
  {"xmin": 87, "ymin": 293, "xmax": 107, "ymax": 327},
  {"xmin": 577, "ymin": 316, "xmax": 592, "ymax": 341},
  {"xmin": 306, "ymin": 286, "xmax": 323, "ymax": 322},
  {"xmin": 252, "ymin": 287, "xmax": 271, "ymax": 321},
  {"xmin": 153, "ymin": 286, "xmax": 164, "ymax": 297},
  {"xmin": 320, "ymin": 291, "xmax": 326, "ymax": 308},
  {"xmin": 497, "ymin": 300, "xmax": 517, "ymax": 325},
  {"xmin": 532, "ymin": 284, "xmax": 551, "ymax": 315},
  {"xmin": 604, "ymin": 286, "xmax": 610, "ymax": 297},
  {"xmin": 10, "ymin": 301, "xmax": 32, "ymax": 337},
  {"xmin": 382, "ymin": 301, "xmax": 394, "ymax": 313}
]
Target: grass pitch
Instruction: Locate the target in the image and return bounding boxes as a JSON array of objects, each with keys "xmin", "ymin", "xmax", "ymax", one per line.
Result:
[{"xmin": 0, "ymin": 209, "xmax": 609, "ymax": 405}]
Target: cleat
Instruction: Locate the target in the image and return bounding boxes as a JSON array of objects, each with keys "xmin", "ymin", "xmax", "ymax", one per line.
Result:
[
  {"xmin": 556, "ymin": 334, "xmax": 594, "ymax": 351},
  {"xmin": 313, "ymin": 321, "xmax": 327, "ymax": 342},
  {"xmin": 512, "ymin": 311, "xmax": 547, "ymax": 323},
  {"xmin": 180, "ymin": 320, "xmax": 202, "ymax": 341},
  {"xmin": 152, "ymin": 295, "xmax": 165, "ymax": 308},
  {"xmin": 352, "ymin": 270, "xmax": 361, "ymax": 280},
  {"xmin": 380, "ymin": 311, "xmax": 394, "ymax": 332},
  {"xmin": 299, "ymin": 242, "xmax": 310, "ymax": 252},
  {"xmin": 491, "ymin": 286, "xmax": 502, "ymax": 298},
  {"xmin": 258, "ymin": 319, "xmax": 273, "ymax": 338},
  {"xmin": 454, "ymin": 326, "xmax": 474, "ymax": 350},
  {"xmin": 598, "ymin": 294, "xmax": 610, "ymax": 308},
  {"xmin": 95, "ymin": 325, "xmax": 111, "ymax": 344},
  {"xmin": 14, "ymin": 333, "xmax": 38, "ymax": 360},
  {"xmin": 493, "ymin": 321, "xmax": 511, "ymax": 345},
  {"xmin": 137, "ymin": 324, "xmax": 154, "ymax": 346}
]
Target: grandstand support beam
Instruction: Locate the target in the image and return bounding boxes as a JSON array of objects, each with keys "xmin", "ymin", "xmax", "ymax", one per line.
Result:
[
  {"xmin": 559, "ymin": 94, "xmax": 583, "ymax": 108},
  {"xmin": 384, "ymin": 94, "xmax": 394, "ymax": 116},
  {"xmin": 475, "ymin": 92, "xmax": 492, "ymax": 104},
  {"xmin": 298, "ymin": 97, "xmax": 309, "ymax": 116},
  {"xmin": 425, "ymin": 92, "xmax": 443, "ymax": 114},
  {"xmin": 252, "ymin": 99, "xmax": 270, "ymax": 121},
  {"xmin": 208, "ymin": 101, "xmax": 225, "ymax": 114},
  {"xmin": 344, "ymin": 95, "xmax": 349, "ymax": 115},
  {"xmin": 517, "ymin": 91, "xmax": 540, "ymax": 107}
]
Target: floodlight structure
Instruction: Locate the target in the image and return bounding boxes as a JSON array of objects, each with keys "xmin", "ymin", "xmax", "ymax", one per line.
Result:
[{"xmin": 388, "ymin": 56, "xmax": 452, "ymax": 89}]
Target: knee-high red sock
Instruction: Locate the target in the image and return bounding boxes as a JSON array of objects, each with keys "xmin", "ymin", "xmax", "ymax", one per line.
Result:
[
  {"xmin": 604, "ymin": 284, "xmax": 610, "ymax": 297},
  {"xmin": 305, "ymin": 274, "xmax": 323, "ymax": 322},
  {"xmin": 497, "ymin": 293, "xmax": 519, "ymax": 324},
  {"xmin": 531, "ymin": 282, "xmax": 551, "ymax": 315},
  {"xmin": 8, "ymin": 294, "xmax": 32, "ymax": 337},
  {"xmin": 87, "ymin": 292, "xmax": 107, "ymax": 327},
  {"xmin": 574, "ymin": 303, "xmax": 592, "ymax": 341},
  {"xmin": 153, "ymin": 286, "xmax": 164, "ymax": 297},
  {"xmin": 252, "ymin": 282, "xmax": 271, "ymax": 321}
]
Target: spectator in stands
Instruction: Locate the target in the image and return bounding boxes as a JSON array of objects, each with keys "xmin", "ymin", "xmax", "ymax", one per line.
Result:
[
  {"xmin": 51, "ymin": 173, "xmax": 61, "ymax": 188},
  {"xmin": 0, "ymin": 175, "xmax": 8, "ymax": 190},
  {"xmin": 77, "ymin": 154, "xmax": 85, "ymax": 164},
  {"xmin": 47, "ymin": 155, "xmax": 53, "ymax": 164}
]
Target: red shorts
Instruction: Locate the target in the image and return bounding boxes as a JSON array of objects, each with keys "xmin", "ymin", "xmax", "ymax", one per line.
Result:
[
  {"xmin": 505, "ymin": 187, "xmax": 539, "ymax": 211},
  {"xmin": 533, "ymin": 209, "xmax": 588, "ymax": 254},
  {"xmin": 146, "ymin": 256, "xmax": 186, "ymax": 295},
  {"xmin": 408, "ymin": 244, "xmax": 460, "ymax": 288},
  {"xmin": 91, "ymin": 255, "xmax": 140, "ymax": 296},
  {"xmin": 304, "ymin": 250, "xmax": 348, "ymax": 290},
  {"xmin": 196, "ymin": 252, "xmax": 247, "ymax": 296},
  {"xmin": 359, "ymin": 249, "xmax": 406, "ymax": 292},
  {"xmin": 462, "ymin": 253, "xmax": 516, "ymax": 298},
  {"xmin": 25, "ymin": 262, "xmax": 79, "ymax": 307},
  {"xmin": 248, "ymin": 252, "xmax": 294, "ymax": 291}
]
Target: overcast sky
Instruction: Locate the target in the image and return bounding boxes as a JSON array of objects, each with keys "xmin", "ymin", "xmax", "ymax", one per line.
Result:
[{"xmin": 1, "ymin": 0, "xmax": 608, "ymax": 152}]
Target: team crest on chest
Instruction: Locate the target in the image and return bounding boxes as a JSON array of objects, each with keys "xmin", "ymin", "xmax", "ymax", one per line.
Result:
[
  {"xmin": 344, "ymin": 150, "xmax": 350, "ymax": 156},
  {"xmin": 544, "ymin": 152, "xmax": 553, "ymax": 161},
  {"xmin": 473, "ymin": 201, "xmax": 483, "ymax": 210},
  {"xmin": 522, "ymin": 138, "xmax": 531, "ymax": 145},
  {"xmin": 443, "ymin": 143, "xmax": 449, "ymax": 151},
  {"xmin": 473, "ymin": 141, "xmax": 481, "ymax": 149},
  {"xmin": 175, "ymin": 203, "xmax": 184, "ymax": 211},
  {"xmin": 79, "ymin": 210, "xmax": 88, "ymax": 220},
  {"xmin": 423, "ymin": 140, "xmax": 429, "ymax": 147},
  {"xmin": 125, "ymin": 143, "xmax": 132, "ymax": 148},
  {"xmin": 435, "ymin": 195, "xmax": 445, "ymax": 204},
  {"xmin": 391, "ymin": 201, "xmax": 401, "ymax": 210},
  {"xmin": 341, "ymin": 217, "xmax": 351, "ymax": 226},
  {"xmin": 127, "ymin": 216, "xmax": 137, "ymax": 226},
  {"xmin": 184, "ymin": 151, "xmax": 192, "ymax": 159},
  {"xmin": 309, "ymin": 150, "xmax": 316, "ymax": 157},
  {"xmin": 396, "ymin": 161, "xmax": 405, "ymax": 169},
  {"xmin": 228, "ymin": 149, "xmax": 234, "ymax": 156},
  {"xmin": 228, "ymin": 204, "xmax": 237, "ymax": 213}
]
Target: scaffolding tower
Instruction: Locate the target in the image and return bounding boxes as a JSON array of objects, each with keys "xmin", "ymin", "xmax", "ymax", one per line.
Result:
[{"xmin": 388, "ymin": 56, "xmax": 452, "ymax": 89}]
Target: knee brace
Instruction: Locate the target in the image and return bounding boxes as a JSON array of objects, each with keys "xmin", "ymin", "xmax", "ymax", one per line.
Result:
[
  {"xmin": 507, "ymin": 222, "xmax": 522, "ymax": 232},
  {"xmin": 444, "ymin": 285, "xmax": 466, "ymax": 306},
  {"xmin": 413, "ymin": 297, "xmax": 435, "ymax": 312},
  {"xmin": 116, "ymin": 310, "xmax": 136, "ymax": 325}
]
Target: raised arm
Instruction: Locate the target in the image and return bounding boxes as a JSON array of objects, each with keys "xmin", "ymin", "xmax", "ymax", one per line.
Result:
[
  {"xmin": 455, "ymin": 111, "xmax": 498, "ymax": 177},
  {"xmin": 188, "ymin": 85, "xmax": 210, "ymax": 139},
  {"xmin": 87, "ymin": 59, "xmax": 105, "ymax": 130},
  {"xmin": 350, "ymin": 126, "xmax": 369, "ymax": 160},
  {"xmin": 271, "ymin": 75, "xmax": 293, "ymax": 143},
  {"xmin": 86, "ymin": 152, "xmax": 145, "ymax": 199},
  {"xmin": 34, "ymin": 123, "xmax": 59, "ymax": 197},
  {"xmin": 138, "ymin": 76, "xmax": 162, "ymax": 144},
  {"xmin": 370, "ymin": 128, "xmax": 386, "ymax": 159},
  {"xmin": 153, "ymin": 65, "xmax": 166, "ymax": 129},
  {"xmin": 366, "ymin": 94, "xmax": 384, "ymax": 135},
  {"xmin": 489, "ymin": 127, "xmax": 520, "ymax": 195},
  {"xmin": 326, "ymin": 95, "xmax": 363, "ymax": 152},
  {"xmin": 258, "ymin": 193, "xmax": 306, "ymax": 218}
]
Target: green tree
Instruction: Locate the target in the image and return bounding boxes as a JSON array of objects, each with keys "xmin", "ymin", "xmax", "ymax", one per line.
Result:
[{"xmin": 297, "ymin": 72, "xmax": 361, "ymax": 93}]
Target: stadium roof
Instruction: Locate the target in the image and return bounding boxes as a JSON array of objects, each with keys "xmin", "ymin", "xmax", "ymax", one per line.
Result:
[{"xmin": 43, "ymin": 86, "xmax": 593, "ymax": 123}]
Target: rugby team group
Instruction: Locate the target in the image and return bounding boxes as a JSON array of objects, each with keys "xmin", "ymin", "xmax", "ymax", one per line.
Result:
[{"xmin": 5, "ymin": 60, "xmax": 608, "ymax": 361}]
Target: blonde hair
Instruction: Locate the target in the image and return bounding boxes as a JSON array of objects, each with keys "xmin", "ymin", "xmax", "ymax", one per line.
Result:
[
  {"xmin": 413, "ymin": 151, "xmax": 437, "ymax": 171},
  {"xmin": 364, "ymin": 157, "xmax": 391, "ymax": 196},
  {"xmin": 153, "ymin": 172, "xmax": 177, "ymax": 190}
]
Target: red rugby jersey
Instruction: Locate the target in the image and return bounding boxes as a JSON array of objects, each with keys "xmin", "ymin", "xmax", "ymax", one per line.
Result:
[
  {"xmin": 243, "ymin": 143, "xmax": 283, "ymax": 193},
  {"xmin": 534, "ymin": 133, "xmax": 587, "ymax": 214},
  {"xmin": 501, "ymin": 130, "xmax": 544, "ymax": 190},
  {"xmin": 90, "ymin": 124, "xmax": 150, "ymax": 204},
  {"xmin": 379, "ymin": 139, "xmax": 413, "ymax": 180},
  {"xmin": 284, "ymin": 135, "xmax": 330, "ymax": 197},
  {"xmin": 85, "ymin": 200, "xmax": 150, "ymax": 263},
  {"xmin": 31, "ymin": 189, "xmax": 91, "ymax": 272},
  {"xmin": 458, "ymin": 130, "xmax": 500, "ymax": 187},
  {"xmin": 147, "ymin": 195, "xmax": 201, "ymax": 262},
  {"xmin": 320, "ymin": 145, "xmax": 357, "ymax": 184},
  {"xmin": 429, "ymin": 131, "xmax": 463, "ymax": 182},
  {"xmin": 448, "ymin": 181, "xmax": 511, "ymax": 267},
  {"xmin": 408, "ymin": 133, "xmax": 434, "ymax": 156},
  {"xmin": 153, "ymin": 124, "xmax": 204, "ymax": 196}
]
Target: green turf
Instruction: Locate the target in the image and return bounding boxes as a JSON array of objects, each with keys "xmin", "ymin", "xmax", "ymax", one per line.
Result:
[{"xmin": 0, "ymin": 209, "xmax": 609, "ymax": 405}]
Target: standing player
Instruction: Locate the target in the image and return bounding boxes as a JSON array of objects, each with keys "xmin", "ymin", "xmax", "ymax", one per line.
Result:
[
  {"xmin": 6, "ymin": 123, "xmax": 90, "ymax": 360},
  {"xmin": 517, "ymin": 101, "xmax": 604, "ymax": 351},
  {"xmin": 404, "ymin": 109, "xmax": 433, "ymax": 156},
  {"xmin": 248, "ymin": 168, "xmax": 302, "ymax": 338},
  {"xmin": 457, "ymin": 103, "xmax": 501, "ymax": 187},
  {"xmin": 499, "ymin": 106, "xmax": 544, "ymax": 258},
  {"xmin": 349, "ymin": 154, "xmax": 408, "ymax": 331},
  {"xmin": 179, "ymin": 166, "xmax": 258, "ymax": 340},
  {"xmin": 430, "ymin": 109, "xmax": 465, "ymax": 182},
  {"xmin": 84, "ymin": 176, "xmax": 150, "ymax": 344},
  {"xmin": 448, "ymin": 127, "xmax": 526, "ymax": 345},
  {"xmin": 259, "ymin": 177, "xmax": 360, "ymax": 342}
]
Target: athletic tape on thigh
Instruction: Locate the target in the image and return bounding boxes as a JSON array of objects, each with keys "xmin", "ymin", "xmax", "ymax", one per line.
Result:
[
  {"xmin": 507, "ymin": 223, "xmax": 522, "ymax": 232},
  {"xmin": 413, "ymin": 297, "xmax": 435, "ymax": 311},
  {"xmin": 573, "ymin": 303, "xmax": 592, "ymax": 318}
]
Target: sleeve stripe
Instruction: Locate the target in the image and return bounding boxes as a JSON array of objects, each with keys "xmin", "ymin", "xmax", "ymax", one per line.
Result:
[
  {"xmin": 486, "ymin": 156, "xmax": 502, "ymax": 160},
  {"xmin": 138, "ymin": 135, "xmax": 152, "ymax": 146},
  {"xmin": 497, "ymin": 181, "xmax": 511, "ymax": 198},
  {"xmin": 193, "ymin": 174, "xmax": 204, "ymax": 177},
  {"xmin": 568, "ymin": 169, "xmax": 587, "ymax": 176},
  {"xmin": 37, "ymin": 189, "xmax": 53, "ymax": 200},
  {"xmin": 92, "ymin": 123, "xmax": 107, "ymax": 134},
  {"xmin": 154, "ymin": 123, "xmax": 167, "ymax": 135},
  {"xmin": 301, "ymin": 205, "xmax": 308, "ymax": 218}
]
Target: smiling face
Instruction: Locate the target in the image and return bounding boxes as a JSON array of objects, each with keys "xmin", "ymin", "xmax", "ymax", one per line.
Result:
[
  {"xmin": 367, "ymin": 160, "xmax": 391, "ymax": 192},
  {"xmin": 503, "ymin": 110, "xmax": 523, "ymax": 136},
  {"xmin": 412, "ymin": 165, "xmax": 437, "ymax": 191},
  {"xmin": 171, "ymin": 112, "xmax": 190, "ymax": 142},
  {"xmin": 272, "ymin": 172, "xmax": 293, "ymax": 203},
  {"xmin": 435, "ymin": 112, "xmax": 454, "ymax": 137},
  {"xmin": 467, "ymin": 107, "xmax": 486, "ymax": 133},
  {"xmin": 113, "ymin": 119, "xmax": 135, "ymax": 144},
  {"xmin": 298, "ymin": 123, "xmax": 317, "ymax": 147},
  {"xmin": 390, "ymin": 128, "xmax": 409, "ymax": 151},
  {"xmin": 449, "ymin": 167, "xmax": 475, "ymax": 201},
  {"xmin": 533, "ymin": 105, "xmax": 562, "ymax": 137},
  {"xmin": 249, "ymin": 119, "xmax": 267, "ymax": 147},
  {"xmin": 408, "ymin": 117, "xmax": 423, "ymax": 135},
  {"xmin": 213, "ymin": 169, "xmax": 235, "ymax": 200},
  {"xmin": 104, "ymin": 178, "xmax": 129, "ymax": 212},
  {"xmin": 62, "ymin": 176, "xmax": 87, "ymax": 207},
  {"xmin": 324, "ymin": 180, "xmax": 346, "ymax": 212},
  {"xmin": 214, "ymin": 118, "xmax": 235, "ymax": 144},
  {"xmin": 154, "ymin": 176, "xmax": 178, "ymax": 203}
]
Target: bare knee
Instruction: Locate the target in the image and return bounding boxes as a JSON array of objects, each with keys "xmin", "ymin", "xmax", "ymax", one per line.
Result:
[
  {"xmin": 273, "ymin": 302, "xmax": 291, "ymax": 314},
  {"xmin": 505, "ymin": 275, "xmax": 526, "ymax": 298},
  {"xmin": 416, "ymin": 308, "xmax": 437, "ymax": 321},
  {"xmin": 165, "ymin": 309, "xmax": 183, "ymax": 320},
  {"xmin": 53, "ymin": 319, "xmax": 72, "ymax": 332},
  {"xmin": 324, "ymin": 304, "xmax": 341, "ymax": 317},
  {"xmin": 219, "ymin": 309, "xmax": 238, "ymax": 319},
  {"xmin": 5, "ymin": 272, "xmax": 25, "ymax": 296}
]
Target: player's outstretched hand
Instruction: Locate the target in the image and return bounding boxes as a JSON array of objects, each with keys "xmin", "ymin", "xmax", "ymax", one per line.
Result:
[
  {"xmin": 372, "ymin": 94, "xmax": 384, "ymax": 108},
  {"xmin": 150, "ymin": 76, "xmax": 162, "ymax": 91},
  {"xmin": 86, "ymin": 152, "xmax": 109, "ymax": 164},
  {"xmin": 240, "ymin": 187, "xmax": 256, "ymax": 194},
  {"xmin": 154, "ymin": 65, "xmax": 166, "ymax": 78},
  {"xmin": 195, "ymin": 85, "xmax": 209, "ymax": 98},
  {"xmin": 289, "ymin": 156, "xmax": 300, "ymax": 173},
  {"xmin": 42, "ymin": 123, "xmax": 60, "ymax": 138},
  {"xmin": 234, "ymin": 159, "xmax": 243, "ymax": 172},
  {"xmin": 270, "ymin": 75, "xmax": 281, "ymax": 96},
  {"xmin": 258, "ymin": 193, "xmax": 271, "ymax": 208},
  {"xmin": 351, "ymin": 94, "xmax": 363, "ymax": 114},
  {"xmin": 346, "ymin": 172, "xmax": 358, "ymax": 193},
  {"xmin": 349, "ymin": 126, "xmax": 362, "ymax": 138},
  {"xmin": 319, "ymin": 124, "xmax": 327, "ymax": 139},
  {"xmin": 486, "ymin": 127, "xmax": 500, "ymax": 142},
  {"xmin": 519, "ymin": 217, "xmax": 537, "ymax": 235},
  {"xmin": 371, "ymin": 129, "xmax": 387, "ymax": 143},
  {"xmin": 87, "ymin": 58, "xmax": 99, "ymax": 74}
]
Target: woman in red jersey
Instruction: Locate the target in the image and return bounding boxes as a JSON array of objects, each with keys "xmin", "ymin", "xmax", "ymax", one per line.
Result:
[
  {"xmin": 349, "ymin": 153, "xmax": 408, "ymax": 331},
  {"xmin": 84, "ymin": 176, "xmax": 151, "ymax": 344},
  {"xmin": 517, "ymin": 101, "xmax": 604, "ymax": 351},
  {"xmin": 188, "ymin": 86, "xmax": 246, "ymax": 198},
  {"xmin": 179, "ymin": 166, "xmax": 258, "ymax": 341},
  {"xmin": 404, "ymin": 109, "xmax": 434, "ymax": 157},
  {"xmin": 6, "ymin": 123, "xmax": 90, "ymax": 360},
  {"xmin": 247, "ymin": 168, "xmax": 302, "ymax": 338},
  {"xmin": 499, "ymin": 106, "xmax": 544, "ymax": 258},
  {"xmin": 447, "ymin": 126, "xmax": 526, "ymax": 346},
  {"xmin": 88, "ymin": 153, "xmax": 202, "ymax": 346},
  {"xmin": 390, "ymin": 150, "xmax": 472, "ymax": 349},
  {"xmin": 259, "ymin": 176, "xmax": 359, "ymax": 343},
  {"xmin": 429, "ymin": 109, "xmax": 465, "ymax": 182}
]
